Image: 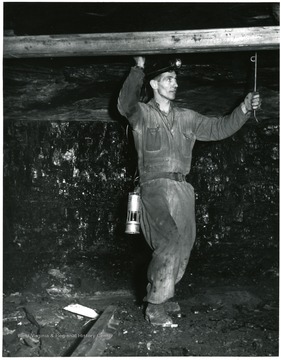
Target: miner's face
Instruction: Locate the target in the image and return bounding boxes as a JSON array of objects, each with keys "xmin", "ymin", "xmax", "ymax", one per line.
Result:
[{"xmin": 151, "ymin": 71, "xmax": 178, "ymax": 101}]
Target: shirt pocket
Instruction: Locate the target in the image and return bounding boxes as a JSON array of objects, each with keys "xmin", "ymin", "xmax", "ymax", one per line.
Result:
[
  {"xmin": 145, "ymin": 126, "xmax": 161, "ymax": 151},
  {"xmin": 182, "ymin": 131, "xmax": 195, "ymax": 156}
]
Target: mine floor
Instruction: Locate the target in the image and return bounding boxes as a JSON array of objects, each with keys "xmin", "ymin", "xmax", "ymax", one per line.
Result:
[{"xmin": 3, "ymin": 245, "xmax": 279, "ymax": 357}]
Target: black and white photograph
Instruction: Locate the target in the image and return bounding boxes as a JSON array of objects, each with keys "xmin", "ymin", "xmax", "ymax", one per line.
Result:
[{"xmin": 2, "ymin": 1, "xmax": 279, "ymax": 356}]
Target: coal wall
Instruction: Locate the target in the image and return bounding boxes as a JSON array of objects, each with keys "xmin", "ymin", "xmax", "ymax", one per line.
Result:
[{"xmin": 3, "ymin": 57, "xmax": 279, "ymax": 290}]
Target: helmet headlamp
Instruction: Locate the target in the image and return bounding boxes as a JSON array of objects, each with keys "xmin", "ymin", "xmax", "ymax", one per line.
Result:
[{"xmin": 146, "ymin": 57, "xmax": 182, "ymax": 80}]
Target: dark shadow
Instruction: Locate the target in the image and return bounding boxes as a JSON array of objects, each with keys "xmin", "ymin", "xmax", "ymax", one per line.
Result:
[{"xmin": 130, "ymin": 235, "xmax": 152, "ymax": 305}]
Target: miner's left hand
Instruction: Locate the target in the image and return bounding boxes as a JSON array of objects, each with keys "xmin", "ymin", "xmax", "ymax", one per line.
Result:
[{"xmin": 244, "ymin": 92, "xmax": 261, "ymax": 111}]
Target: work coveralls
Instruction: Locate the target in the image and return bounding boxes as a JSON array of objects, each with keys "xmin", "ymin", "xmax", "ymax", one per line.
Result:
[{"xmin": 118, "ymin": 66, "xmax": 250, "ymax": 304}]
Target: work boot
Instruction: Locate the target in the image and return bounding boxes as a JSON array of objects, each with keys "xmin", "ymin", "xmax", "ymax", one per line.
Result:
[
  {"xmin": 164, "ymin": 301, "xmax": 181, "ymax": 314},
  {"xmin": 145, "ymin": 303, "xmax": 173, "ymax": 327}
]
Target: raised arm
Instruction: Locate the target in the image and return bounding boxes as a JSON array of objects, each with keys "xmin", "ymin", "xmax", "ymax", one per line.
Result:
[
  {"xmin": 117, "ymin": 56, "xmax": 146, "ymax": 123},
  {"xmin": 192, "ymin": 92, "xmax": 261, "ymax": 141}
]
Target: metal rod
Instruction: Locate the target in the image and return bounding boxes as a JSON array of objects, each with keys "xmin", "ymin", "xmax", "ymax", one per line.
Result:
[
  {"xmin": 250, "ymin": 52, "xmax": 258, "ymax": 122},
  {"xmin": 254, "ymin": 51, "xmax": 257, "ymax": 92}
]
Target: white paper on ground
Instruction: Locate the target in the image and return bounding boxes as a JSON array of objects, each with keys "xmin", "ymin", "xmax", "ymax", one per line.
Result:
[{"xmin": 63, "ymin": 303, "xmax": 99, "ymax": 319}]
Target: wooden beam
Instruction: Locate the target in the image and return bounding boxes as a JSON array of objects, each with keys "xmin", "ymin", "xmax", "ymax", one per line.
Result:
[
  {"xmin": 70, "ymin": 305, "xmax": 119, "ymax": 357},
  {"xmin": 4, "ymin": 26, "xmax": 279, "ymax": 59}
]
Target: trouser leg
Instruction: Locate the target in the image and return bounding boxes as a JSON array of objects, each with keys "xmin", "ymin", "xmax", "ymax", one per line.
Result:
[
  {"xmin": 169, "ymin": 181, "xmax": 196, "ymax": 284},
  {"xmin": 140, "ymin": 180, "xmax": 196, "ymax": 304}
]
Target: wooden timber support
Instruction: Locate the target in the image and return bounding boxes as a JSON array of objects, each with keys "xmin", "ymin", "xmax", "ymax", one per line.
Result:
[
  {"xmin": 4, "ymin": 26, "xmax": 279, "ymax": 59},
  {"xmin": 69, "ymin": 305, "xmax": 119, "ymax": 357}
]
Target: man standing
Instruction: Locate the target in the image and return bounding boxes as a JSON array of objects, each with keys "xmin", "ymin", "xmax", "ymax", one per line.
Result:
[{"xmin": 118, "ymin": 56, "xmax": 260, "ymax": 327}]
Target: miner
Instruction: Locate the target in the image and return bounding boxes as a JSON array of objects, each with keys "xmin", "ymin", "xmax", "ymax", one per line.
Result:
[{"xmin": 117, "ymin": 56, "xmax": 261, "ymax": 327}]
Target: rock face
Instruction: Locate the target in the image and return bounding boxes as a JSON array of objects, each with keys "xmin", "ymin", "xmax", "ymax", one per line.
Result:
[
  {"xmin": 2, "ymin": 4, "xmax": 279, "ymax": 357},
  {"xmin": 3, "ymin": 2, "xmax": 279, "ymax": 291},
  {"xmin": 3, "ymin": 55, "xmax": 279, "ymax": 291}
]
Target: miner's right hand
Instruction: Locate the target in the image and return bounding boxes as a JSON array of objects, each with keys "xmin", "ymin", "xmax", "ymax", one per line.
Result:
[{"xmin": 134, "ymin": 56, "xmax": 145, "ymax": 69}]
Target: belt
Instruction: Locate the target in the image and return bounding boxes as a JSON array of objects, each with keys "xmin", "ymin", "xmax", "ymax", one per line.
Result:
[{"xmin": 140, "ymin": 172, "xmax": 188, "ymax": 184}]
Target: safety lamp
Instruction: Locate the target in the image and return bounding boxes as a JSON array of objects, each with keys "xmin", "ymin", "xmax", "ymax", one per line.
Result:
[
  {"xmin": 125, "ymin": 189, "xmax": 141, "ymax": 234},
  {"xmin": 173, "ymin": 58, "xmax": 182, "ymax": 69}
]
